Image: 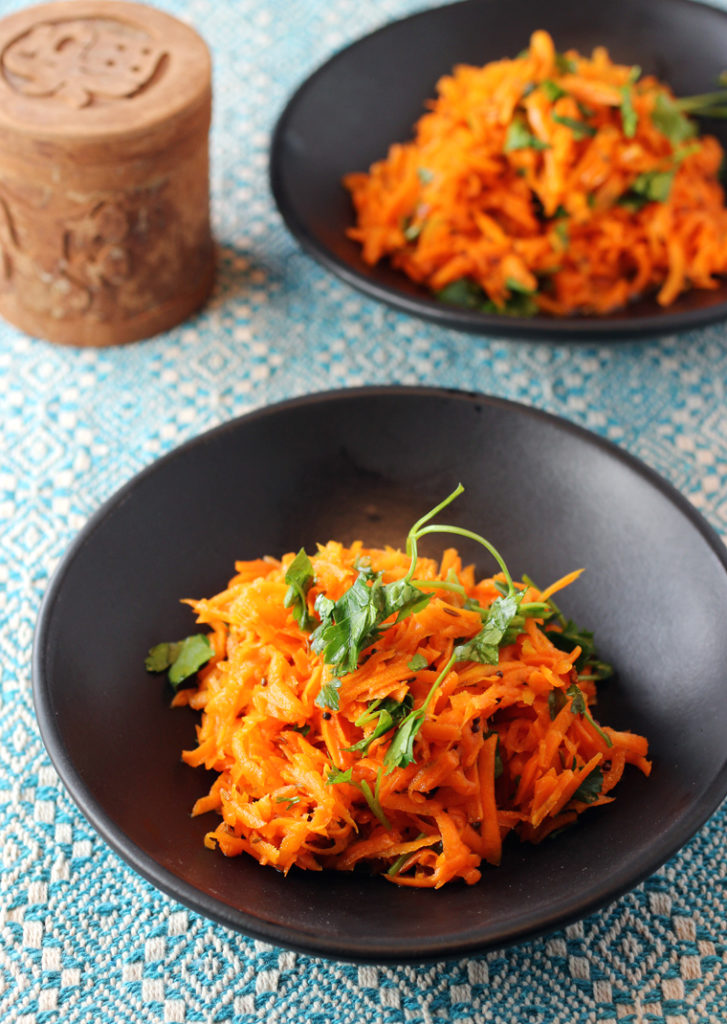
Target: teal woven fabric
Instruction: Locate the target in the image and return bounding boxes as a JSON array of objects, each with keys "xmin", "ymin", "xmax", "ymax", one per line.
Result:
[{"xmin": 1, "ymin": 0, "xmax": 726, "ymax": 1021}]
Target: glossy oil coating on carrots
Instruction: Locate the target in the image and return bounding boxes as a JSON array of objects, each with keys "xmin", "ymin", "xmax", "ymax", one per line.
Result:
[
  {"xmin": 344, "ymin": 30, "xmax": 727, "ymax": 315},
  {"xmin": 172, "ymin": 541, "xmax": 650, "ymax": 888}
]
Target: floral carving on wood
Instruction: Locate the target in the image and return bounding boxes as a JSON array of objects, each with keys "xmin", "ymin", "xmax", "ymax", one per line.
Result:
[
  {"xmin": 1, "ymin": 18, "xmax": 166, "ymax": 108},
  {"xmin": 0, "ymin": 181, "xmax": 196, "ymax": 323}
]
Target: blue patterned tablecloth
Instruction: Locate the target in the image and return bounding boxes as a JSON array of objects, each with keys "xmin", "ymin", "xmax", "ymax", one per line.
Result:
[{"xmin": 1, "ymin": 0, "xmax": 726, "ymax": 1021}]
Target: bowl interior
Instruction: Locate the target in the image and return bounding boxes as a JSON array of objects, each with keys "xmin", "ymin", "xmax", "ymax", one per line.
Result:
[{"xmin": 34, "ymin": 388, "xmax": 727, "ymax": 960}]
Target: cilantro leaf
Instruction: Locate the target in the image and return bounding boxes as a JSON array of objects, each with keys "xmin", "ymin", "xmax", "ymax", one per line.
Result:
[
  {"xmin": 407, "ymin": 653, "xmax": 429, "ymax": 671},
  {"xmin": 651, "ymin": 92, "xmax": 697, "ymax": 144},
  {"xmin": 504, "ymin": 116, "xmax": 550, "ymax": 151},
  {"xmin": 551, "ymin": 113, "xmax": 596, "ymax": 138},
  {"xmin": 326, "ymin": 766, "xmax": 353, "ymax": 785},
  {"xmin": 572, "ymin": 764, "xmax": 603, "ymax": 804},
  {"xmin": 145, "ymin": 634, "xmax": 213, "ymax": 689},
  {"xmin": 284, "ymin": 547, "xmax": 316, "ymax": 630}
]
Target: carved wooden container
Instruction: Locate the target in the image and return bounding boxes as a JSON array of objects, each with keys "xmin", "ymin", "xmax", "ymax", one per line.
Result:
[{"xmin": 0, "ymin": 0, "xmax": 214, "ymax": 346}]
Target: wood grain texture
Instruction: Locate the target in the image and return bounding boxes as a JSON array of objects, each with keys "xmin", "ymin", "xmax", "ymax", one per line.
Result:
[{"xmin": 0, "ymin": 1, "xmax": 214, "ymax": 345}]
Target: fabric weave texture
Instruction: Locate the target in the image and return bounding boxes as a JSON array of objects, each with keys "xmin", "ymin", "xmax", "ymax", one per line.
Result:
[{"xmin": 0, "ymin": 0, "xmax": 725, "ymax": 1021}]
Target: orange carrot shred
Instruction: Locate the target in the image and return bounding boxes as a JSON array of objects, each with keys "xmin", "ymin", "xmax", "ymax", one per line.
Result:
[{"xmin": 169, "ymin": 537, "xmax": 650, "ymax": 887}]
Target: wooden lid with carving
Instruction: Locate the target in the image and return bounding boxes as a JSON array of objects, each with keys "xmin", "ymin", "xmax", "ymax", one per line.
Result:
[{"xmin": 0, "ymin": 0, "xmax": 214, "ymax": 346}]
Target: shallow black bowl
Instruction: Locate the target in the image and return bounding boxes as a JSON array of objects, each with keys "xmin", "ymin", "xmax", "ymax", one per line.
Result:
[
  {"xmin": 33, "ymin": 387, "xmax": 727, "ymax": 961},
  {"xmin": 271, "ymin": 0, "xmax": 727, "ymax": 339}
]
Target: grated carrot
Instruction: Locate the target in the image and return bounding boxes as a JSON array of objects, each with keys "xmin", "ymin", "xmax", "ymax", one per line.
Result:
[
  {"xmin": 343, "ymin": 30, "xmax": 727, "ymax": 316},
  {"xmin": 171, "ymin": 540, "xmax": 650, "ymax": 887}
]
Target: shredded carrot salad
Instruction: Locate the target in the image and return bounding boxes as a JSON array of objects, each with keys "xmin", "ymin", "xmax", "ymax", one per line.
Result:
[
  {"xmin": 344, "ymin": 29, "xmax": 727, "ymax": 316},
  {"xmin": 169, "ymin": 530, "xmax": 650, "ymax": 888}
]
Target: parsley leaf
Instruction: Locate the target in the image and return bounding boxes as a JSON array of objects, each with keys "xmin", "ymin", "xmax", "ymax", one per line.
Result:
[
  {"xmin": 326, "ymin": 766, "xmax": 390, "ymax": 828},
  {"xmin": 407, "ymin": 653, "xmax": 429, "ymax": 671},
  {"xmin": 541, "ymin": 79, "xmax": 567, "ymax": 102},
  {"xmin": 311, "ymin": 568, "xmax": 431, "ymax": 679},
  {"xmin": 275, "ymin": 794, "xmax": 301, "ymax": 808},
  {"xmin": 436, "ymin": 278, "xmax": 538, "ymax": 317},
  {"xmin": 504, "ymin": 116, "xmax": 550, "ymax": 151},
  {"xmin": 346, "ymin": 695, "xmax": 414, "ymax": 755},
  {"xmin": 284, "ymin": 547, "xmax": 316, "ymax": 630},
  {"xmin": 572, "ymin": 764, "xmax": 603, "ymax": 804},
  {"xmin": 554, "ymin": 52, "xmax": 577, "ymax": 74},
  {"xmin": 551, "ymin": 113, "xmax": 596, "ymax": 138},
  {"xmin": 316, "ymin": 676, "xmax": 342, "ymax": 711},
  {"xmin": 310, "ymin": 567, "xmax": 385, "ymax": 675},
  {"xmin": 453, "ymin": 592, "xmax": 522, "ymax": 665},
  {"xmin": 566, "ymin": 683, "xmax": 613, "ymax": 748},
  {"xmin": 548, "ymin": 688, "xmax": 567, "ymax": 720},
  {"xmin": 505, "ymin": 277, "xmax": 535, "ymax": 295},
  {"xmin": 145, "ymin": 634, "xmax": 213, "ymax": 689},
  {"xmin": 383, "ymin": 708, "xmax": 425, "ymax": 770},
  {"xmin": 651, "ymin": 92, "xmax": 697, "ymax": 144},
  {"xmin": 545, "ymin": 620, "xmax": 613, "ymax": 680},
  {"xmin": 620, "ymin": 85, "xmax": 638, "ymax": 138},
  {"xmin": 619, "ymin": 169, "xmax": 675, "ymax": 210}
]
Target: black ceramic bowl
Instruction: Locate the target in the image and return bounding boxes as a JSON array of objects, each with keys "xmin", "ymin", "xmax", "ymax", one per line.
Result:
[
  {"xmin": 33, "ymin": 388, "xmax": 727, "ymax": 961},
  {"xmin": 271, "ymin": 0, "xmax": 727, "ymax": 339}
]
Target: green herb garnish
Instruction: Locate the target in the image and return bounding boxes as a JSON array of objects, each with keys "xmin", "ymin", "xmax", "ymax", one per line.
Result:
[
  {"xmin": 407, "ymin": 653, "xmax": 429, "ymax": 671},
  {"xmin": 326, "ymin": 767, "xmax": 390, "ymax": 828},
  {"xmin": 651, "ymin": 93, "xmax": 697, "ymax": 144},
  {"xmin": 346, "ymin": 695, "xmax": 414, "ymax": 755},
  {"xmin": 554, "ymin": 52, "xmax": 577, "ymax": 75},
  {"xmin": 618, "ymin": 169, "xmax": 675, "ymax": 211},
  {"xmin": 316, "ymin": 675, "xmax": 343, "ymax": 711},
  {"xmin": 541, "ymin": 79, "xmax": 567, "ymax": 102},
  {"xmin": 566, "ymin": 683, "xmax": 613, "ymax": 748},
  {"xmin": 145, "ymin": 634, "xmax": 213, "ymax": 689},
  {"xmin": 311, "ymin": 566, "xmax": 431, "ymax": 678},
  {"xmin": 284, "ymin": 547, "xmax": 316, "ymax": 630},
  {"xmin": 436, "ymin": 278, "xmax": 538, "ymax": 317},
  {"xmin": 504, "ymin": 116, "xmax": 550, "ymax": 151},
  {"xmin": 551, "ymin": 113, "xmax": 596, "ymax": 138},
  {"xmin": 620, "ymin": 85, "xmax": 638, "ymax": 138},
  {"xmin": 572, "ymin": 764, "xmax": 604, "ymax": 804}
]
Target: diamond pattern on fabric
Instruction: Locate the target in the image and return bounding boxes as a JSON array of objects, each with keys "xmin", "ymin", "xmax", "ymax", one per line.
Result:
[{"xmin": 0, "ymin": 0, "xmax": 726, "ymax": 1021}]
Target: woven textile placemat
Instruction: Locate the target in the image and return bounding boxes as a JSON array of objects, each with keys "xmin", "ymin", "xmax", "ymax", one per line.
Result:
[{"xmin": 1, "ymin": 0, "xmax": 726, "ymax": 1021}]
